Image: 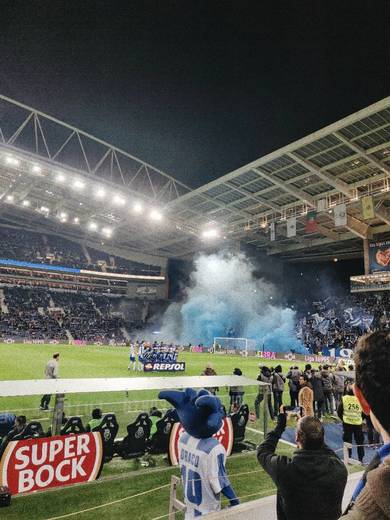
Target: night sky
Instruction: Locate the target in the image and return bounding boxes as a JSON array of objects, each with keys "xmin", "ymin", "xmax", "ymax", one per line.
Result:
[{"xmin": 1, "ymin": 1, "xmax": 389, "ymax": 188}]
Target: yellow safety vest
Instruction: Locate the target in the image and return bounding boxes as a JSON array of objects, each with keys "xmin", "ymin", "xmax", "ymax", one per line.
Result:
[{"xmin": 342, "ymin": 395, "xmax": 363, "ymax": 425}]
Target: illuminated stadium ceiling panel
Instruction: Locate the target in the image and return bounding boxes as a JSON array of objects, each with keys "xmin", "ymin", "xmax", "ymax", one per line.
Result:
[{"xmin": 0, "ymin": 94, "xmax": 389, "ymax": 261}]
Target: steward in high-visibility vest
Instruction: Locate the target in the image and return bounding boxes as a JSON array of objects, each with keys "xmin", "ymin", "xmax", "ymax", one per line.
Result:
[
  {"xmin": 342, "ymin": 395, "xmax": 363, "ymax": 426},
  {"xmin": 337, "ymin": 385, "xmax": 365, "ymax": 463}
]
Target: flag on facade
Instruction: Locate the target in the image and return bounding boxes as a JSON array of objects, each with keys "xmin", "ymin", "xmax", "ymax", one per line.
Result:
[
  {"xmin": 362, "ymin": 196, "xmax": 375, "ymax": 220},
  {"xmin": 270, "ymin": 222, "xmax": 276, "ymax": 241},
  {"xmin": 286, "ymin": 216, "xmax": 296, "ymax": 237},
  {"xmin": 305, "ymin": 210, "xmax": 317, "ymax": 233},
  {"xmin": 317, "ymin": 199, "xmax": 326, "ymax": 213},
  {"xmin": 334, "ymin": 203, "xmax": 347, "ymax": 227}
]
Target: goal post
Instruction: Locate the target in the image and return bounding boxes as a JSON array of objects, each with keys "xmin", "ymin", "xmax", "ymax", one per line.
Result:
[{"xmin": 213, "ymin": 337, "xmax": 257, "ymax": 354}]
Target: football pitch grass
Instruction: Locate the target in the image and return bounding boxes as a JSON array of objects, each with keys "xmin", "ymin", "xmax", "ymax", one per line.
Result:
[{"xmin": 0, "ymin": 343, "xmax": 323, "ymax": 519}]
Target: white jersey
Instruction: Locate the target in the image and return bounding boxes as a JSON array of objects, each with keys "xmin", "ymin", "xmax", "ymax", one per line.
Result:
[
  {"xmin": 129, "ymin": 345, "xmax": 135, "ymax": 358},
  {"xmin": 178, "ymin": 432, "xmax": 230, "ymax": 518}
]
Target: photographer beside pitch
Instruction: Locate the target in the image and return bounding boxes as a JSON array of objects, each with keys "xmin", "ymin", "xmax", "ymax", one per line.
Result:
[
  {"xmin": 257, "ymin": 408, "xmax": 347, "ymax": 519},
  {"xmin": 342, "ymin": 331, "xmax": 390, "ymax": 519}
]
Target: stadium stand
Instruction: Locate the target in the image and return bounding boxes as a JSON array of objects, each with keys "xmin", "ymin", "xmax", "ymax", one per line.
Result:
[
  {"xmin": 0, "ymin": 286, "xmax": 152, "ymax": 342},
  {"xmin": 0, "ymin": 225, "xmax": 162, "ymax": 275}
]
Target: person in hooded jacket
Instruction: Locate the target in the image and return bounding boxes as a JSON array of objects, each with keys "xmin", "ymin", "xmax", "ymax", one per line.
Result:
[
  {"xmin": 311, "ymin": 369, "xmax": 325, "ymax": 419},
  {"xmin": 257, "ymin": 411, "xmax": 347, "ymax": 520}
]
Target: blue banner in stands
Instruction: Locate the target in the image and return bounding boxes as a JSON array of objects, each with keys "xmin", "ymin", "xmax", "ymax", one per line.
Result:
[{"xmin": 0, "ymin": 258, "xmax": 80, "ymax": 273}]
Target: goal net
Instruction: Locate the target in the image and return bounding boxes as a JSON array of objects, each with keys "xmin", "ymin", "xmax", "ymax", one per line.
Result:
[{"xmin": 213, "ymin": 337, "xmax": 257, "ymax": 354}]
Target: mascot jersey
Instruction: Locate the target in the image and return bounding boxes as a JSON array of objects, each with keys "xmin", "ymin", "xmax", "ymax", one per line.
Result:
[
  {"xmin": 159, "ymin": 387, "xmax": 239, "ymax": 518},
  {"xmin": 179, "ymin": 432, "xmax": 230, "ymax": 518}
]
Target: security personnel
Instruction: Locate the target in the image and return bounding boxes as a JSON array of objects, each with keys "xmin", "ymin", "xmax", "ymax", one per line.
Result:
[{"xmin": 337, "ymin": 383, "xmax": 365, "ymax": 463}]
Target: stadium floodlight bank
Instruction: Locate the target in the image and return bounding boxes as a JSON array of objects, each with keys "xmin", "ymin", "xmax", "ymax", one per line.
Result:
[{"xmin": 213, "ymin": 337, "xmax": 257, "ymax": 355}]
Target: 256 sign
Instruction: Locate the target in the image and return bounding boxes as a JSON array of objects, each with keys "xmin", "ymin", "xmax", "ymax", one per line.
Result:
[{"xmin": 0, "ymin": 432, "xmax": 103, "ymax": 495}]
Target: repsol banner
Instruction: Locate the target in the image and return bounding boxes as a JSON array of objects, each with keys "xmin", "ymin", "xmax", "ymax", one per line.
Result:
[
  {"xmin": 143, "ymin": 362, "xmax": 186, "ymax": 372},
  {"xmin": 168, "ymin": 418, "xmax": 233, "ymax": 466},
  {"xmin": 0, "ymin": 432, "xmax": 103, "ymax": 495}
]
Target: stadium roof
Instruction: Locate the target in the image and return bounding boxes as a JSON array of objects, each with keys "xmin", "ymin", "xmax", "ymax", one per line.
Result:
[{"xmin": 0, "ymin": 94, "xmax": 389, "ymax": 261}]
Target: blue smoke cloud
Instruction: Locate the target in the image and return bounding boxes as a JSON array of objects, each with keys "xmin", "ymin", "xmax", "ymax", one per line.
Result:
[{"xmin": 160, "ymin": 252, "xmax": 304, "ymax": 352}]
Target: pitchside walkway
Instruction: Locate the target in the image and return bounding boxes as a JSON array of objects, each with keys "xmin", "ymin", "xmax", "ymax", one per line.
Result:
[{"xmin": 204, "ymin": 470, "xmax": 363, "ymax": 519}]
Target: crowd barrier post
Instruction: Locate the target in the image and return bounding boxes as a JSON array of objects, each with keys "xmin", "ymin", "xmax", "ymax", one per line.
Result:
[
  {"xmin": 168, "ymin": 475, "xmax": 185, "ymax": 519},
  {"xmin": 263, "ymin": 384, "xmax": 270, "ymax": 436},
  {"xmin": 52, "ymin": 393, "xmax": 65, "ymax": 435}
]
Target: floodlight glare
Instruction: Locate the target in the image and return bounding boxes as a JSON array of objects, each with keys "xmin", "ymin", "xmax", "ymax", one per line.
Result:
[
  {"xmin": 72, "ymin": 179, "xmax": 85, "ymax": 190},
  {"xmin": 32, "ymin": 164, "xmax": 42, "ymax": 174},
  {"xmin": 102, "ymin": 226, "xmax": 113, "ymax": 237},
  {"xmin": 6, "ymin": 194, "xmax": 14, "ymax": 202},
  {"xmin": 95, "ymin": 187, "xmax": 106, "ymax": 199},
  {"xmin": 150, "ymin": 209, "xmax": 162, "ymax": 221},
  {"xmin": 5, "ymin": 156, "xmax": 20, "ymax": 166},
  {"xmin": 22, "ymin": 200, "xmax": 30, "ymax": 207},
  {"xmin": 40, "ymin": 206, "xmax": 49, "ymax": 213},
  {"xmin": 88, "ymin": 222, "xmax": 98, "ymax": 231},
  {"xmin": 59, "ymin": 212, "xmax": 68, "ymax": 220},
  {"xmin": 202, "ymin": 228, "xmax": 219, "ymax": 239},
  {"xmin": 56, "ymin": 173, "xmax": 66, "ymax": 183},
  {"xmin": 73, "ymin": 217, "xmax": 80, "ymax": 224},
  {"xmin": 113, "ymin": 194, "xmax": 125, "ymax": 206},
  {"xmin": 133, "ymin": 202, "xmax": 143, "ymax": 214}
]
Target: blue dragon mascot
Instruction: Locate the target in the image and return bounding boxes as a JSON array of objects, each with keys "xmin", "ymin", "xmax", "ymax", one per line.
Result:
[{"xmin": 159, "ymin": 388, "xmax": 239, "ymax": 518}]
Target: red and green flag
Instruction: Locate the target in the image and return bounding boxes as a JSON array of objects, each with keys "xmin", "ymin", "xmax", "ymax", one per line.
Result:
[{"xmin": 305, "ymin": 210, "xmax": 317, "ymax": 233}]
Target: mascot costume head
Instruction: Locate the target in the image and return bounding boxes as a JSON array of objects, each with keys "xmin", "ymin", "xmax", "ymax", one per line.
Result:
[
  {"xmin": 159, "ymin": 388, "xmax": 223, "ymax": 438},
  {"xmin": 159, "ymin": 388, "xmax": 239, "ymax": 518}
]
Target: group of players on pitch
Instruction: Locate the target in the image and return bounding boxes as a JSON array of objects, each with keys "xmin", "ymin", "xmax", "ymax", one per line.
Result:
[{"xmin": 127, "ymin": 340, "xmax": 181, "ymax": 370}]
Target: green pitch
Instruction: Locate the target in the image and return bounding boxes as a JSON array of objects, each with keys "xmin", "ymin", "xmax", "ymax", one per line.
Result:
[{"xmin": 0, "ymin": 343, "xmax": 311, "ymax": 520}]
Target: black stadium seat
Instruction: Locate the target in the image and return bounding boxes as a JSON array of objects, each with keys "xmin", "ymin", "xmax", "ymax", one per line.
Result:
[
  {"xmin": 118, "ymin": 413, "xmax": 152, "ymax": 459},
  {"xmin": 60, "ymin": 416, "xmax": 85, "ymax": 435},
  {"xmin": 12, "ymin": 421, "xmax": 45, "ymax": 441},
  {"xmin": 230, "ymin": 404, "xmax": 249, "ymax": 448},
  {"xmin": 92, "ymin": 413, "xmax": 119, "ymax": 462},
  {"xmin": 148, "ymin": 409, "xmax": 179, "ymax": 454},
  {"xmin": 0, "ymin": 413, "xmax": 16, "ymax": 441}
]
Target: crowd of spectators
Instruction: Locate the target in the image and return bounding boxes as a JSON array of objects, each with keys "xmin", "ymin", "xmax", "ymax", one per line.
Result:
[
  {"xmin": 295, "ymin": 292, "xmax": 390, "ymax": 354},
  {"xmin": 0, "ymin": 286, "xmax": 144, "ymax": 343},
  {"xmin": 0, "ymin": 287, "xmax": 67, "ymax": 340},
  {"xmin": 0, "ymin": 225, "xmax": 162, "ymax": 276}
]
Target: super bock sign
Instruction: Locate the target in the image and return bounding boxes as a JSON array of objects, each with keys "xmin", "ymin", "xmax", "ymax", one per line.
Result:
[{"xmin": 0, "ymin": 432, "xmax": 103, "ymax": 495}]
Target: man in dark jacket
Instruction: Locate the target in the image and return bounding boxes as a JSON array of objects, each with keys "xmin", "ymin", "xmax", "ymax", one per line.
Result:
[
  {"xmin": 257, "ymin": 412, "xmax": 347, "ymax": 520},
  {"xmin": 343, "ymin": 331, "xmax": 390, "ymax": 519}
]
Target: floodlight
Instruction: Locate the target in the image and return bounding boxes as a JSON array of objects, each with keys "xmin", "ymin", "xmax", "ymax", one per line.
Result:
[
  {"xmin": 32, "ymin": 164, "xmax": 42, "ymax": 174},
  {"xmin": 59, "ymin": 212, "xmax": 68, "ymax": 220},
  {"xmin": 113, "ymin": 194, "xmax": 125, "ymax": 206},
  {"xmin": 5, "ymin": 156, "xmax": 20, "ymax": 166},
  {"xmin": 22, "ymin": 200, "xmax": 30, "ymax": 207},
  {"xmin": 102, "ymin": 226, "xmax": 113, "ymax": 237},
  {"xmin": 72, "ymin": 179, "xmax": 85, "ymax": 190},
  {"xmin": 73, "ymin": 217, "xmax": 80, "ymax": 224},
  {"xmin": 55, "ymin": 173, "xmax": 66, "ymax": 183},
  {"xmin": 40, "ymin": 206, "xmax": 49, "ymax": 214},
  {"xmin": 202, "ymin": 228, "xmax": 219, "ymax": 239},
  {"xmin": 150, "ymin": 209, "xmax": 162, "ymax": 221},
  {"xmin": 6, "ymin": 194, "xmax": 14, "ymax": 202},
  {"xmin": 133, "ymin": 202, "xmax": 143, "ymax": 214},
  {"xmin": 88, "ymin": 222, "xmax": 98, "ymax": 231},
  {"xmin": 95, "ymin": 187, "xmax": 106, "ymax": 199}
]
